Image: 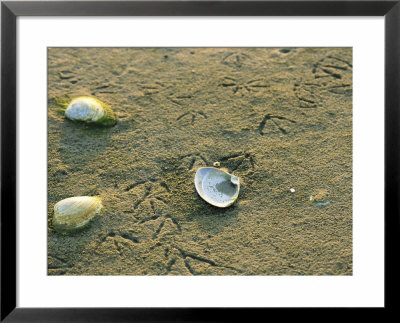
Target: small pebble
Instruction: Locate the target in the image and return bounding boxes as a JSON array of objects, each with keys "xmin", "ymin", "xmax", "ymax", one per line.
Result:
[{"xmin": 290, "ymin": 188, "xmax": 295, "ymax": 193}]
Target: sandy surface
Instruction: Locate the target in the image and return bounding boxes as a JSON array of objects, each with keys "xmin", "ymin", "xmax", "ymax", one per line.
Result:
[{"xmin": 48, "ymin": 48, "xmax": 352, "ymax": 275}]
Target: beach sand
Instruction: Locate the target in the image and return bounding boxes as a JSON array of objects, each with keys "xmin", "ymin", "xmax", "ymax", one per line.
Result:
[{"xmin": 48, "ymin": 48, "xmax": 352, "ymax": 275}]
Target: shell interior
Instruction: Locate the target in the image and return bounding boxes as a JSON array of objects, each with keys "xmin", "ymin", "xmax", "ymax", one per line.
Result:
[{"xmin": 194, "ymin": 167, "xmax": 240, "ymax": 208}]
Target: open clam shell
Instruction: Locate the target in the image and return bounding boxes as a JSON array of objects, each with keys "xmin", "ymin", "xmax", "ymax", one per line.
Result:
[
  {"xmin": 52, "ymin": 196, "xmax": 103, "ymax": 233},
  {"xmin": 65, "ymin": 96, "xmax": 116, "ymax": 126},
  {"xmin": 194, "ymin": 167, "xmax": 240, "ymax": 208}
]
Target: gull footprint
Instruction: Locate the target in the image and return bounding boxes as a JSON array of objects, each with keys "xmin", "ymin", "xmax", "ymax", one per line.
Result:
[
  {"xmin": 91, "ymin": 84, "xmax": 119, "ymax": 95},
  {"xmin": 294, "ymin": 80, "xmax": 351, "ymax": 108},
  {"xmin": 293, "ymin": 82, "xmax": 321, "ymax": 108},
  {"xmin": 221, "ymin": 76, "xmax": 269, "ymax": 95},
  {"xmin": 326, "ymin": 83, "xmax": 352, "ymax": 95},
  {"xmin": 312, "ymin": 56, "xmax": 352, "ymax": 80},
  {"xmin": 58, "ymin": 70, "xmax": 80, "ymax": 85},
  {"xmin": 179, "ymin": 153, "xmax": 209, "ymax": 170},
  {"xmin": 220, "ymin": 152, "xmax": 255, "ymax": 175},
  {"xmin": 177, "ymin": 111, "xmax": 207, "ymax": 125},
  {"xmin": 167, "ymin": 92, "xmax": 192, "ymax": 106},
  {"xmin": 139, "ymin": 82, "xmax": 165, "ymax": 96},
  {"xmin": 125, "ymin": 180, "xmax": 171, "ymax": 222},
  {"xmin": 173, "ymin": 245, "xmax": 243, "ymax": 275},
  {"xmin": 95, "ymin": 231, "xmax": 141, "ymax": 257},
  {"xmin": 294, "ymin": 56, "xmax": 352, "ymax": 107},
  {"xmin": 135, "ymin": 212, "xmax": 182, "ymax": 242},
  {"xmin": 221, "ymin": 52, "xmax": 250, "ymax": 68},
  {"xmin": 258, "ymin": 114, "xmax": 297, "ymax": 135},
  {"xmin": 167, "ymin": 92, "xmax": 208, "ymax": 125},
  {"xmin": 152, "ymin": 214, "xmax": 182, "ymax": 240}
]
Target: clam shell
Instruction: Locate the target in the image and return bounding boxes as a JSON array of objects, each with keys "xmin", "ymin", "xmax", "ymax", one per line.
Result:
[
  {"xmin": 194, "ymin": 167, "xmax": 240, "ymax": 208},
  {"xmin": 52, "ymin": 196, "xmax": 103, "ymax": 233},
  {"xmin": 65, "ymin": 96, "xmax": 116, "ymax": 126}
]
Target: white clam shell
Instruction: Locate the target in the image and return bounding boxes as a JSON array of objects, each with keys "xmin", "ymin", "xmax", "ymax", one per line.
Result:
[
  {"xmin": 194, "ymin": 167, "xmax": 240, "ymax": 208},
  {"xmin": 52, "ymin": 196, "xmax": 103, "ymax": 233},
  {"xmin": 65, "ymin": 96, "xmax": 116, "ymax": 126}
]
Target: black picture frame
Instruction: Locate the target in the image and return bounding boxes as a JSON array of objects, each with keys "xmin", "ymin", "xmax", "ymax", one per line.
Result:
[{"xmin": 1, "ymin": 1, "xmax": 399, "ymax": 321}]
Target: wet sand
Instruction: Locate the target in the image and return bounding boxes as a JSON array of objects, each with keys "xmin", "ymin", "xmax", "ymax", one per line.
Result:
[{"xmin": 48, "ymin": 48, "xmax": 352, "ymax": 275}]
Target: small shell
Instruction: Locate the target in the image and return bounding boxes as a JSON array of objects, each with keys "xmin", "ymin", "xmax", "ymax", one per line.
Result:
[
  {"xmin": 52, "ymin": 196, "xmax": 103, "ymax": 233},
  {"xmin": 194, "ymin": 167, "xmax": 240, "ymax": 208},
  {"xmin": 309, "ymin": 189, "xmax": 329, "ymax": 202},
  {"xmin": 309, "ymin": 189, "xmax": 330, "ymax": 207},
  {"xmin": 65, "ymin": 96, "xmax": 116, "ymax": 126}
]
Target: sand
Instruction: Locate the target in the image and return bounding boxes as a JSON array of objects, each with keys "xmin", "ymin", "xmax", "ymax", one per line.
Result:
[{"xmin": 48, "ymin": 47, "xmax": 352, "ymax": 275}]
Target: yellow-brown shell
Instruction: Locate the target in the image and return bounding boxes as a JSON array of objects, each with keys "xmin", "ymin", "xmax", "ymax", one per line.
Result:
[{"xmin": 52, "ymin": 196, "xmax": 102, "ymax": 233}]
